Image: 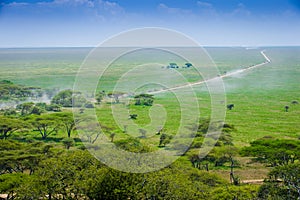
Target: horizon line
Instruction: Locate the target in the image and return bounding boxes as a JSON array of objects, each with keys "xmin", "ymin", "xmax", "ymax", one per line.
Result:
[{"xmin": 1, "ymin": 45, "xmax": 300, "ymax": 49}]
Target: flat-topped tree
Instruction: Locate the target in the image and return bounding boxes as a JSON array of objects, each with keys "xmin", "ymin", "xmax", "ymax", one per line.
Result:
[
  {"xmin": 76, "ymin": 122, "xmax": 103, "ymax": 144},
  {"xmin": 51, "ymin": 89, "xmax": 73, "ymax": 107},
  {"xmin": 134, "ymin": 93, "xmax": 154, "ymax": 106},
  {"xmin": 291, "ymin": 100, "xmax": 299, "ymax": 105},
  {"xmin": 16, "ymin": 102, "xmax": 34, "ymax": 116},
  {"xmin": 54, "ymin": 112, "xmax": 87, "ymax": 138},
  {"xmin": 29, "ymin": 114, "xmax": 61, "ymax": 140},
  {"xmin": 51, "ymin": 89, "xmax": 87, "ymax": 108},
  {"xmin": 0, "ymin": 116, "xmax": 31, "ymax": 139}
]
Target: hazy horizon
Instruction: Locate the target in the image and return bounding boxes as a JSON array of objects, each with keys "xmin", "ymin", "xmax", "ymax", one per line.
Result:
[{"xmin": 1, "ymin": 0, "xmax": 300, "ymax": 47}]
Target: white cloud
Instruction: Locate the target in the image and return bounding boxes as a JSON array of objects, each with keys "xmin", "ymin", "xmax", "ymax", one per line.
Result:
[
  {"xmin": 6, "ymin": 2, "xmax": 29, "ymax": 7},
  {"xmin": 196, "ymin": 1, "xmax": 217, "ymax": 17},
  {"xmin": 4, "ymin": 0, "xmax": 124, "ymax": 17},
  {"xmin": 157, "ymin": 3, "xmax": 192, "ymax": 15},
  {"xmin": 231, "ymin": 3, "xmax": 251, "ymax": 16},
  {"xmin": 1, "ymin": 0, "xmax": 126, "ymax": 21},
  {"xmin": 197, "ymin": 1, "xmax": 213, "ymax": 9}
]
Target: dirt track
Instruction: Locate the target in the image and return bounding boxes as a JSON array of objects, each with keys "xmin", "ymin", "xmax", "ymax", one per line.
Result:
[{"xmin": 150, "ymin": 50, "xmax": 271, "ymax": 95}]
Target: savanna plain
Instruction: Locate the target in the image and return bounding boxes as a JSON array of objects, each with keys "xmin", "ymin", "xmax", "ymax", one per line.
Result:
[{"xmin": 0, "ymin": 47, "xmax": 299, "ymax": 199}]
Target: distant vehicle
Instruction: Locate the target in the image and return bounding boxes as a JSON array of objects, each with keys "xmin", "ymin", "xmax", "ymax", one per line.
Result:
[
  {"xmin": 185, "ymin": 63, "xmax": 193, "ymax": 68},
  {"xmin": 167, "ymin": 63, "xmax": 179, "ymax": 68}
]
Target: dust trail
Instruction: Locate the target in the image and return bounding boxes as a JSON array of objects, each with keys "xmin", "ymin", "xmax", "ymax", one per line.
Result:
[{"xmin": 149, "ymin": 50, "xmax": 271, "ymax": 95}]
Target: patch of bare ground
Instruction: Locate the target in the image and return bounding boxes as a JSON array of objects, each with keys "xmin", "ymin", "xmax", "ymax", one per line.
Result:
[{"xmin": 213, "ymin": 156, "xmax": 270, "ymax": 184}]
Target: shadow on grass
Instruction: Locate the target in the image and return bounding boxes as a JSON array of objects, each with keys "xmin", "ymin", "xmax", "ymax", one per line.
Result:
[{"xmin": 11, "ymin": 136, "xmax": 83, "ymax": 144}]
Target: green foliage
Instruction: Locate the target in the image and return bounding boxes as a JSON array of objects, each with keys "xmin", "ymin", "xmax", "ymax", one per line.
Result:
[
  {"xmin": 0, "ymin": 173, "xmax": 30, "ymax": 198},
  {"xmin": 28, "ymin": 114, "xmax": 61, "ymax": 139},
  {"xmin": 189, "ymin": 145, "xmax": 239, "ymax": 170},
  {"xmin": 16, "ymin": 102, "xmax": 35, "ymax": 115},
  {"xmin": 51, "ymin": 89, "xmax": 73, "ymax": 107},
  {"xmin": 114, "ymin": 137, "xmax": 151, "ymax": 153},
  {"xmin": 51, "ymin": 89, "xmax": 88, "ymax": 107},
  {"xmin": 134, "ymin": 93, "xmax": 154, "ymax": 106},
  {"xmin": 257, "ymin": 181, "xmax": 288, "ymax": 200},
  {"xmin": 53, "ymin": 112, "xmax": 86, "ymax": 138},
  {"xmin": 210, "ymin": 185, "xmax": 260, "ymax": 200},
  {"xmin": 2, "ymin": 108, "xmax": 17, "ymax": 116},
  {"xmin": 159, "ymin": 133, "xmax": 173, "ymax": 147},
  {"xmin": 0, "ymin": 140, "xmax": 53, "ymax": 174},
  {"xmin": 61, "ymin": 138, "xmax": 75, "ymax": 149},
  {"xmin": 0, "ymin": 80, "xmax": 41, "ymax": 101},
  {"xmin": 0, "ymin": 116, "xmax": 31, "ymax": 139},
  {"xmin": 45, "ymin": 103, "xmax": 61, "ymax": 112},
  {"xmin": 241, "ymin": 138, "xmax": 300, "ymax": 166},
  {"xmin": 95, "ymin": 91, "xmax": 105, "ymax": 104},
  {"xmin": 258, "ymin": 163, "xmax": 300, "ymax": 199},
  {"xmin": 16, "ymin": 102, "xmax": 48, "ymax": 115},
  {"xmin": 0, "ymin": 142, "xmax": 227, "ymax": 200}
]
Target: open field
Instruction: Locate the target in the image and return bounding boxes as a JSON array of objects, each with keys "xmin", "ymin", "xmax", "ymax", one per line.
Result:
[
  {"xmin": 0, "ymin": 47, "xmax": 300, "ymax": 198},
  {"xmin": 1, "ymin": 47, "xmax": 299, "ymax": 144}
]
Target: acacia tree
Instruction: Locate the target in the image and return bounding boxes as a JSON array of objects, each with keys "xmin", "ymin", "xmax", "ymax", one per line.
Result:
[
  {"xmin": 51, "ymin": 89, "xmax": 73, "ymax": 107},
  {"xmin": 29, "ymin": 114, "xmax": 61, "ymax": 139},
  {"xmin": 54, "ymin": 112, "xmax": 86, "ymax": 138},
  {"xmin": 77, "ymin": 122, "xmax": 102, "ymax": 144},
  {"xmin": 258, "ymin": 163, "xmax": 300, "ymax": 199},
  {"xmin": 16, "ymin": 102, "xmax": 34, "ymax": 115},
  {"xmin": 134, "ymin": 94, "xmax": 154, "ymax": 106},
  {"xmin": 0, "ymin": 116, "xmax": 30, "ymax": 139},
  {"xmin": 241, "ymin": 138, "xmax": 300, "ymax": 166}
]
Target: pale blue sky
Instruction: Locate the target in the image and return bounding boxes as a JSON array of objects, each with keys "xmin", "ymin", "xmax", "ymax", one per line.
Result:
[{"xmin": 1, "ymin": 0, "xmax": 300, "ymax": 47}]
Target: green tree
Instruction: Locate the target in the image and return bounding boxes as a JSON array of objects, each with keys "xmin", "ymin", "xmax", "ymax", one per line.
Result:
[
  {"xmin": 115, "ymin": 137, "xmax": 150, "ymax": 153},
  {"xmin": 210, "ymin": 185, "xmax": 260, "ymax": 200},
  {"xmin": 51, "ymin": 89, "xmax": 73, "ymax": 107},
  {"xmin": 0, "ymin": 116, "xmax": 30, "ymax": 139},
  {"xmin": 159, "ymin": 133, "xmax": 172, "ymax": 147},
  {"xmin": 241, "ymin": 138, "xmax": 300, "ymax": 166},
  {"xmin": 54, "ymin": 112, "xmax": 85, "ymax": 138},
  {"xmin": 0, "ymin": 173, "xmax": 30, "ymax": 199},
  {"xmin": 95, "ymin": 91, "xmax": 105, "ymax": 104},
  {"xmin": 77, "ymin": 122, "xmax": 103, "ymax": 144},
  {"xmin": 134, "ymin": 93, "xmax": 154, "ymax": 106},
  {"xmin": 258, "ymin": 163, "xmax": 300, "ymax": 199},
  {"xmin": 0, "ymin": 140, "xmax": 52, "ymax": 174},
  {"xmin": 29, "ymin": 114, "xmax": 61, "ymax": 139},
  {"xmin": 16, "ymin": 102, "xmax": 34, "ymax": 115}
]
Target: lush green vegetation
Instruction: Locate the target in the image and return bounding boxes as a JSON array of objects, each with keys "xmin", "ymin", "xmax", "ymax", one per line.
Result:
[{"xmin": 0, "ymin": 47, "xmax": 299, "ymax": 199}]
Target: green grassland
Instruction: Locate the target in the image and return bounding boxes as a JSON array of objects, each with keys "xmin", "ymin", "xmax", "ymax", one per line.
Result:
[
  {"xmin": 1, "ymin": 47, "xmax": 300, "ymax": 186},
  {"xmin": 1, "ymin": 47, "xmax": 299, "ymax": 145}
]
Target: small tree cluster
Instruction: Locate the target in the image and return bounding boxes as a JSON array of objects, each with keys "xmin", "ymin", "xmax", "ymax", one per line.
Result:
[{"xmin": 134, "ymin": 93, "xmax": 154, "ymax": 106}]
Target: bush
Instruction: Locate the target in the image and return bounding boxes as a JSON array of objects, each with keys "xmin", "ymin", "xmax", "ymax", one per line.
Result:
[{"xmin": 62, "ymin": 138, "xmax": 75, "ymax": 149}]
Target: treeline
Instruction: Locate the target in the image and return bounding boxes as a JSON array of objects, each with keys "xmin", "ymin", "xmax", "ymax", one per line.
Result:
[
  {"xmin": 0, "ymin": 80, "xmax": 43, "ymax": 101},
  {"xmin": 0, "ymin": 140, "xmax": 261, "ymax": 200}
]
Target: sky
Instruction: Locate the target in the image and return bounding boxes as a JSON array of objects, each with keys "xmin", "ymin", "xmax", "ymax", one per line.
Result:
[{"xmin": 1, "ymin": 0, "xmax": 300, "ymax": 47}]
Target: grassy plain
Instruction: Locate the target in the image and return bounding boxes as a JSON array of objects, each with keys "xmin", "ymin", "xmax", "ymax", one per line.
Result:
[{"xmin": 1, "ymin": 47, "xmax": 299, "ymax": 182}]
